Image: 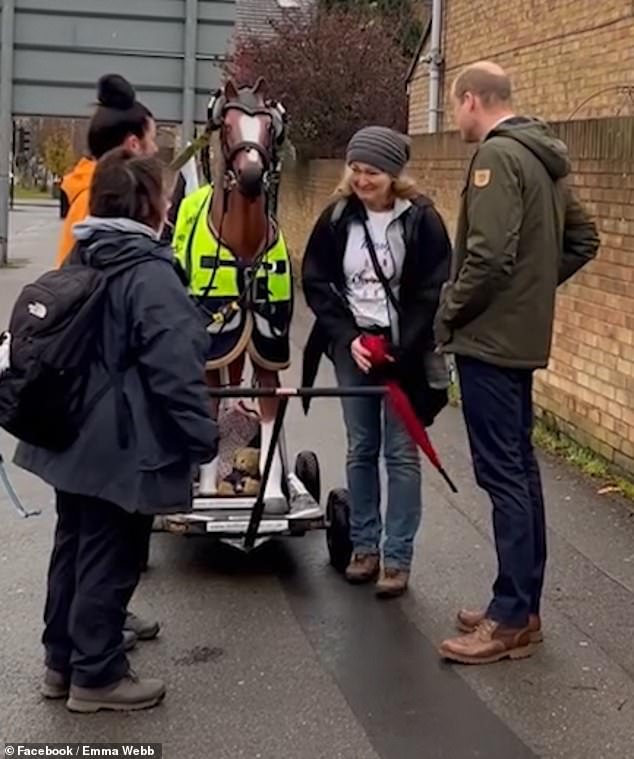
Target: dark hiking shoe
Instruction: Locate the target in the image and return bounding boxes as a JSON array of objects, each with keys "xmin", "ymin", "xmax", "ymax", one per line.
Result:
[
  {"xmin": 376, "ymin": 568, "xmax": 410, "ymax": 599},
  {"xmin": 124, "ymin": 612, "xmax": 160, "ymax": 641},
  {"xmin": 345, "ymin": 553, "xmax": 380, "ymax": 584},
  {"xmin": 41, "ymin": 669, "xmax": 70, "ymax": 700},
  {"xmin": 66, "ymin": 671, "xmax": 166, "ymax": 713},
  {"xmin": 439, "ymin": 619, "xmax": 536, "ymax": 665},
  {"xmin": 456, "ymin": 609, "xmax": 543, "ymax": 643}
]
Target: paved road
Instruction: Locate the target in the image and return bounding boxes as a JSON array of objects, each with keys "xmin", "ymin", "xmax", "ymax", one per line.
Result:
[{"xmin": 1, "ymin": 208, "xmax": 633, "ymax": 758}]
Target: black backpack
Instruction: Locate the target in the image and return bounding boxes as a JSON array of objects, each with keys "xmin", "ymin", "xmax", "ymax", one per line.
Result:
[{"xmin": 0, "ymin": 258, "xmax": 143, "ymax": 451}]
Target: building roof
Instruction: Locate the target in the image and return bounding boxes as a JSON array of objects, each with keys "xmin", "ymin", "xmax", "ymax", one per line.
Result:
[{"xmin": 236, "ymin": 0, "xmax": 314, "ymax": 38}]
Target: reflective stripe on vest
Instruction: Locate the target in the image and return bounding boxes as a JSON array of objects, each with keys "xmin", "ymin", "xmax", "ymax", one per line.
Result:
[{"xmin": 172, "ymin": 185, "xmax": 291, "ymax": 304}]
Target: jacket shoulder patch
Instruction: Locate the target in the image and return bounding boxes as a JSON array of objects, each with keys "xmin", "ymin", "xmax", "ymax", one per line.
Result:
[{"xmin": 473, "ymin": 169, "xmax": 491, "ymax": 188}]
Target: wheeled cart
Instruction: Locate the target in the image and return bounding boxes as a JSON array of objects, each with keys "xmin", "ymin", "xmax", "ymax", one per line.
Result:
[{"xmin": 160, "ymin": 386, "xmax": 386, "ymax": 572}]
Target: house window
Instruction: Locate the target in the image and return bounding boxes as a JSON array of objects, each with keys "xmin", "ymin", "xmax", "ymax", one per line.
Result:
[{"xmin": 277, "ymin": 0, "xmax": 301, "ymax": 7}]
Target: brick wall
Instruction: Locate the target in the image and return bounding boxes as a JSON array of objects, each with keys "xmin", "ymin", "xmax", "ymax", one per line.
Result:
[
  {"xmin": 408, "ymin": 0, "xmax": 634, "ymax": 133},
  {"xmin": 279, "ymin": 160, "xmax": 342, "ymax": 267},
  {"xmin": 408, "ymin": 37, "xmax": 431, "ymax": 136},
  {"xmin": 279, "ymin": 117, "xmax": 634, "ymax": 474}
]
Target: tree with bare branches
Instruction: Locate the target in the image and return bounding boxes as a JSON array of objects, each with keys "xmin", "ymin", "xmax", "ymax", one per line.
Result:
[
  {"xmin": 319, "ymin": 0, "xmax": 425, "ymax": 57},
  {"xmin": 225, "ymin": 6, "xmax": 410, "ymax": 160}
]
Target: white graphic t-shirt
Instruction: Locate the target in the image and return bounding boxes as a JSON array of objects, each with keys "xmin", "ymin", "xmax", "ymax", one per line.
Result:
[{"xmin": 343, "ymin": 209, "xmax": 402, "ymax": 329}]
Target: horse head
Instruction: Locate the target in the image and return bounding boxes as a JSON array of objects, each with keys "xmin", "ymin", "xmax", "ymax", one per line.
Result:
[{"xmin": 210, "ymin": 77, "xmax": 285, "ymax": 200}]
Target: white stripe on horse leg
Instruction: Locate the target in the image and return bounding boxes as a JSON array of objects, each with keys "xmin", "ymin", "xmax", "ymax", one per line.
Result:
[
  {"xmin": 199, "ymin": 363, "xmax": 236, "ymax": 497},
  {"xmin": 199, "ymin": 459, "xmax": 218, "ymax": 495},
  {"xmin": 259, "ymin": 418, "xmax": 287, "ymax": 514}
]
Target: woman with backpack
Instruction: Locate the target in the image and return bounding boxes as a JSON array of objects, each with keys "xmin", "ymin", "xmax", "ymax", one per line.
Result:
[
  {"xmin": 302, "ymin": 126, "xmax": 452, "ymax": 598},
  {"xmin": 14, "ymin": 148, "xmax": 218, "ymax": 713}
]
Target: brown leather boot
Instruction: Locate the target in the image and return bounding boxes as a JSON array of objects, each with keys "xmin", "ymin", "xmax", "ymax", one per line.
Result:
[
  {"xmin": 345, "ymin": 553, "xmax": 380, "ymax": 584},
  {"xmin": 456, "ymin": 609, "xmax": 543, "ymax": 643},
  {"xmin": 376, "ymin": 568, "xmax": 409, "ymax": 599},
  {"xmin": 439, "ymin": 619, "xmax": 536, "ymax": 665}
]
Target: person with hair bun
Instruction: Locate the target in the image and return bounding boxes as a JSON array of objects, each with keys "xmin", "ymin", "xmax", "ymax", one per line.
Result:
[
  {"xmin": 56, "ymin": 74, "xmax": 158, "ymax": 268},
  {"xmin": 55, "ymin": 74, "xmax": 159, "ymax": 651}
]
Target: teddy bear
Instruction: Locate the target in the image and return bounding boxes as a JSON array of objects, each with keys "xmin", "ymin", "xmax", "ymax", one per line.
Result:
[{"xmin": 217, "ymin": 447, "xmax": 261, "ymax": 497}]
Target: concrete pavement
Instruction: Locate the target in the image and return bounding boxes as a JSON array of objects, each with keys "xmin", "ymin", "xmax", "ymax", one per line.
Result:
[{"xmin": 0, "ymin": 207, "xmax": 633, "ymax": 758}]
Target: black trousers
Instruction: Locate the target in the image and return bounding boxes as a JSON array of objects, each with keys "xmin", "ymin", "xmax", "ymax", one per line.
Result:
[
  {"xmin": 457, "ymin": 356, "xmax": 547, "ymax": 628},
  {"xmin": 137, "ymin": 514, "xmax": 154, "ymax": 572},
  {"xmin": 43, "ymin": 491, "xmax": 148, "ymax": 688}
]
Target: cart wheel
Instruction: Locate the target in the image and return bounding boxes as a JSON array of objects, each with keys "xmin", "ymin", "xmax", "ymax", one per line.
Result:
[
  {"xmin": 295, "ymin": 450, "xmax": 321, "ymax": 504},
  {"xmin": 326, "ymin": 489, "xmax": 352, "ymax": 574}
]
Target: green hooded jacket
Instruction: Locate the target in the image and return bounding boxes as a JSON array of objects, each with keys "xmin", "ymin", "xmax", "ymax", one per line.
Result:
[{"xmin": 435, "ymin": 117, "xmax": 600, "ymax": 369}]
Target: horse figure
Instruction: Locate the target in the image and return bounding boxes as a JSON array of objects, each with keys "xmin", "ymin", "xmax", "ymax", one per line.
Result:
[{"xmin": 172, "ymin": 78, "xmax": 293, "ymax": 514}]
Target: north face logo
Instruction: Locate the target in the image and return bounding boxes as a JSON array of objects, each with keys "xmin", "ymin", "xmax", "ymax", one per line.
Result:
[
  {"xmin": 0, "ymin": 331, "xmax": 10, "ymax": 375},
  {"xmin": 27, "ymin": 302, "xmax": 47, "ymax": 319}
]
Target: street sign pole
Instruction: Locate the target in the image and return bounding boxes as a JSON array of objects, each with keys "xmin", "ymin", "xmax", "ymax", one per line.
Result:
[
  {"xmin": 10, "ymin": 121, "xmax": 16, "ymax": 211},
  {"xmin": 182, "ymin": 0, "xmax": 199, "ymax": 146},
  {"xmin": 0, "ymin": 0, "xmax": 16, "ymax": 266},
  {"xmin": 0, "ymin": 0, "xmax": 234, "ymax": 265}
]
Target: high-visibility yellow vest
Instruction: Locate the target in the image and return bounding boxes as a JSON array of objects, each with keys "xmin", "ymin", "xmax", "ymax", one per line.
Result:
[{"xmin": 172, "ymin": 185, "xmax": 292, "ymax": 306}]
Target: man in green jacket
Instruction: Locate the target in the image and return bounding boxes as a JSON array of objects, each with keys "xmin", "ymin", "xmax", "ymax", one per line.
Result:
[{"xmin": 435, "ymin": 61, "xmax": 600, "ymax": 665}]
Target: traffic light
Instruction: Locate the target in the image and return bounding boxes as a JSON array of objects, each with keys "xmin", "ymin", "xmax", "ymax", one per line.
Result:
[{"xmin": 18, "ymin": 127, "xmax": 31, "ymax": 155}]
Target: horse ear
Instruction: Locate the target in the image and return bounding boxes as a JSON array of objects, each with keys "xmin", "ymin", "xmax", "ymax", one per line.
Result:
[
  {"xmin": 224, "ymin": 79, "xmax": 239, "ymax": 101},
  {"xmin": 252, "ymin": 77, "xmax": 266, "ymax": 97}
]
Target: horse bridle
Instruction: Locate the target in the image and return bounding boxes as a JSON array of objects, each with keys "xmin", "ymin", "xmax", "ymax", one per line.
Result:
[
  {"xmin": 218, "ymin": 101, "xmax": 282, "ymax": 191},
  {"xmin": 223, "ymin": 104, "xmax": 274, "ymax": 157},
  {"xmin": 195, "ymin": 101, "xmax": 282, "ymax": 330},
  {"xmin": 189, "ymin": 89, "xmax": 287, "ymax": 334}
]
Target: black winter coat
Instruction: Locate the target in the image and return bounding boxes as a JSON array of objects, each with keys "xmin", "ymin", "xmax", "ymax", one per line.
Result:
[
  {"xmin": 301, "ymin": 193, "xmax": 452, "ymax": 424},
  {"xmin": 14, "ymin": 222, "xmax": 218, "ymax": 514}
]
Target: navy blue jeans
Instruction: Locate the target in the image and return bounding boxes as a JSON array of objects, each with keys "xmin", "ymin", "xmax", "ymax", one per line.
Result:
[
  {"xmin": 334, "ymin": 344, "xmax": 422, "ymax": 570},
  {"xmin": 457, "ymin": 356, "xmax": 547, "ymax": 628}
]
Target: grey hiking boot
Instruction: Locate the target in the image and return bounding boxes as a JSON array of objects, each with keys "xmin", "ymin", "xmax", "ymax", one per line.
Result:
[
  {"xmin": 124, "ymin": 612, "xmax": 160, "ymax": 641},
  {"xmin": 66, "ymin": 670, "xmax": 166, "ymax": 713},
  {"xmin": 42, "ymin": 635, "xmax": 139, "ymax": 700},
  {"xmin": 41, "ymin": 669, "xmax": 70, "ymax": 700},
  {"xmin": 123, "ymin": 629, "xmax": 138, "ymax": 651}
]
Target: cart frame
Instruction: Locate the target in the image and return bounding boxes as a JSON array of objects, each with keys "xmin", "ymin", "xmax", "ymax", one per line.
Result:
[{"xmin": 161, "ymin": 385, "xmax": 386, "ymax": 552}]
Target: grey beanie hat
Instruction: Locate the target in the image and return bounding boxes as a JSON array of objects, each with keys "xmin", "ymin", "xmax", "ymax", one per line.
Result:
[{"xmin": 346, "ymin": 126, "xmax": 411, "ymax": 177}]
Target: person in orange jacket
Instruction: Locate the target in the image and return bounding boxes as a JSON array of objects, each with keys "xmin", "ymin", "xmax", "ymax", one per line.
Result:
[
  {"xmin": 56, "ymin": 73, "xmax": 158, "ymax": 268},
  {"xmin": 52, "ymin": 73, "xmax": 161, "ymax": 652}
]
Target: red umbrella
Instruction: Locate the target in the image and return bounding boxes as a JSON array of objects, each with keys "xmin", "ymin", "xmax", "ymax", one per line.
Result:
[{"xmin": 361, "ymin": 334, "xmax": 458, "ymax": 494}]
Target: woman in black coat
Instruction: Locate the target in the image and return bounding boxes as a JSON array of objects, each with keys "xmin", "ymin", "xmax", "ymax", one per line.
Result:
[
  {"xmin": 302, "ymin": 126, "xmax": 451, "ymax": 597},
  {"xmin": 15, "ymin": 148, "xmax": 217, "ymax": 713}
]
